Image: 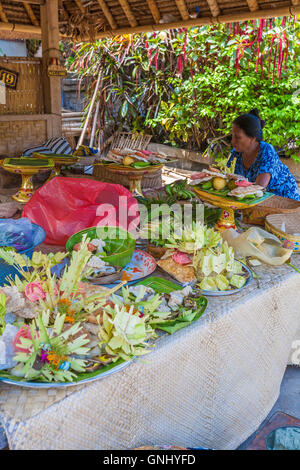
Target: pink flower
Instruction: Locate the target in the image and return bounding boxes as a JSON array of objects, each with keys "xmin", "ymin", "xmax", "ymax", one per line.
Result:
[
  {"xmin": 13, "ymin": 325, "xmax": 33, "ymax": 353},
  {"xmin": 283, "ymin": 239, "xmax": 294, "ymax": 250},
  {"xmin": 24, "ymin": 282, "xmax": 46, "ymax": 302},
  {"xmin": 172, "ymin": 251, "xmax": 192, "ymax": 265}
]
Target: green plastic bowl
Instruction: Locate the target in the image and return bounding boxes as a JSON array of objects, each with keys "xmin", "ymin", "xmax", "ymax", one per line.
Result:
[{"xmin": 65, "ymin": 226, "xmax": 136, "ymax": 268}]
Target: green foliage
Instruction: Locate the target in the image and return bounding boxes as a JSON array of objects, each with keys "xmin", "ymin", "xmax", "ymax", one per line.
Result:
[{"xmin": 66, "ymin": 18, "xmax": 299, "ymax": 158}]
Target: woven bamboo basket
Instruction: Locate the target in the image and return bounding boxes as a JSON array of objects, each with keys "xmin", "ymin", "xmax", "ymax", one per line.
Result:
[
  {"xmin": 93, "ymin": 131, "xmax": 162, "ymax": 189},
  {"xmin": 243, "ymin": 196, "xmax": 300, "ymax": 226},
  {"xmin": 93, "ymin": 163, "xmax": 162, "ymax": 190},
  {"xmin": 265, "ymin": 212, "xmax": 300, "ymax": 252}
]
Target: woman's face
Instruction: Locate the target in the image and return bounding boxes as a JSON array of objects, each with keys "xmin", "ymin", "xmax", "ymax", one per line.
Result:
[{"xmin": 232, "ymin": 124, "xmax": 257, "ymax": 153}]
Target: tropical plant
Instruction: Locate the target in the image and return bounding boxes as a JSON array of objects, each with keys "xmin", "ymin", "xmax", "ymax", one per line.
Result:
[{"xmin": 65, "ymin": 17, "xmax": 299, "ymax": 158}]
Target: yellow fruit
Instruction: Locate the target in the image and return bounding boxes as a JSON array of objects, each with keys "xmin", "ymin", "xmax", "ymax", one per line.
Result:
[
  {"xmin": 227, "ymin": 179, "xmax": 237, "ymax": 190},
  {"xmin": 212, "ymin": 177, "xmax": 226, "ymax": 190},
  {"xmin": 123, "ymin": 156, "xmax": 135, "ymax": 166}
]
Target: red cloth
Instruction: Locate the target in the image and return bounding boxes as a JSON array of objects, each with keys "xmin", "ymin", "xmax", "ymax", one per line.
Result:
[{"xmin": 23, "ymin": 177, "xmax": 139, "ymax": 245}]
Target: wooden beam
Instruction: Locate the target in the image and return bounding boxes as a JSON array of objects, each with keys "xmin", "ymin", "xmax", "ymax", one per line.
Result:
[
  {"xmin": 146, "ymin": 0, "xmax": 160, "ymax": 24},
  {"xmin": 96, "ymin": 0, "xmax": 117, "ymax": 29},
  {"xmin": 74, "ymin": 0, "xmax": 85, "ymax": 14},
  {"xmin": 7, "ymin": 0, "xmax": 44, "ymax": 4},
  {"xmin": 0, "ymin": 1, "xmax": 8, "ymax": 23},
  {"xmin": 40, "ymin": 0, "xmax": 61, "ymax": 137},
  {"xmin": 118, "ymin": 0, "xmax": 138, "ymax": 27},
  {"xmin": 175, "ymin": 0, "xmax": 190, "ymax": 21},
  {"xmin": 24, "ymin": 3, "xmax": 39, "ymax": 26},
  {"xmin": 246, "ymin": 0, "xmax": 259, "ymax": 12},
  {"xmin": 206, "ymin": 0, "xmax": 220, "ymax": 17},
  {"xmin": 80, "ymin": 5, "xmax": 300, "ymax": 40},
  {"xmin": 0, "ymin": 21, "xmax": 41, "ymax": 34}
]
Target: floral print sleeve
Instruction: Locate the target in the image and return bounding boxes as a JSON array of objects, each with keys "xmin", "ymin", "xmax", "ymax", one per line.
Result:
[
  {"xmin": 227, "ymin": 142, "xmax": 300, "ymax": 200},
  {"xmin": 257, "ymin": 143, "xmax": 300, "ymax": 200}
]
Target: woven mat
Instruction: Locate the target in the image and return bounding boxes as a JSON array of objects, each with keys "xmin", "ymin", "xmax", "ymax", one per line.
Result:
[
  {"xmin": 0, "ymin": 255, "xmax": 300, "ymax": 450},
  {"xmin": 0, "ymin": 383, "xmax": 85, "ymax": 421}
]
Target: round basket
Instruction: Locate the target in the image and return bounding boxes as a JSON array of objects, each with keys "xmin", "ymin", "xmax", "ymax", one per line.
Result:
[
  {"xmin": 243, "ymin": 196, "xmax": 300, "ymax": 226},
  {"xmin": 265, "ymin": 213, "xmax": 300, "ymax": 252}
]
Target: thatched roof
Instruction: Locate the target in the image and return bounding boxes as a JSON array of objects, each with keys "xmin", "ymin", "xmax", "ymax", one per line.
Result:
[{"xmin": 0, "ymin": 0, "xmax": 299, "ymax": 41}]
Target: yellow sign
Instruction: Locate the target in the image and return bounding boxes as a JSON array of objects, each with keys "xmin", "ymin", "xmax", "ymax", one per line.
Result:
[
  {"xmin": 0, "ymin": 67, "xmax": 18, "ymax": 89},
  {"xmin": 47, "ymin": 64, "xmax": 67, "ymax": 77}
]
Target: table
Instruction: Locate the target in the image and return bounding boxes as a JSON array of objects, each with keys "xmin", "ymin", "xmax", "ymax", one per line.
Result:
[{"xmin": 1, "ymin": 255, "xmax": 300, "ymax": 450}]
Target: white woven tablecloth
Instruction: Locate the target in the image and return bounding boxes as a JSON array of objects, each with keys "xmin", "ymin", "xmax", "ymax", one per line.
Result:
[{"xmin": 1, "ymin": 256, "xmax": 300, "ymax": 450}]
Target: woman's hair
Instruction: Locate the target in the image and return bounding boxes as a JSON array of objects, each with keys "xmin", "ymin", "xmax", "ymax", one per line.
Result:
[{"xmin": 233, "ymin": 108, "xmax": 266, "ymax": 141}]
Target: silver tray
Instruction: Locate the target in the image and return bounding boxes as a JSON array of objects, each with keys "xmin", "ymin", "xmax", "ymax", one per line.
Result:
[{"xmin": 0, "ymin": 359, "xmax": 131, "ymax": 389}]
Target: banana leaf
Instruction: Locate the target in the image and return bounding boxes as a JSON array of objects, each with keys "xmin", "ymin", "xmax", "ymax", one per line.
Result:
[
  {"xmin": 149, "ymin": 297, "xmax": 207, "ymax": 334},
  {"xmin": 65, "ymin": 226, "xmax": 136, "ymax": 268}
]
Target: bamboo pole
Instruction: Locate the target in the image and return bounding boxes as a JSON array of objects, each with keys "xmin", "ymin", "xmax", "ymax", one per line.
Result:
[
  {"xmin": 89, "ymin": 101, "xmax": 100, "ymax": 147},
  {"xmin": 96, "ymin": 0, "xmax": 117, "ymax": 29},
  {"xmin": 175, "ymin": 0, "xmax": 190, "ymax": 21},
  {"xmin": 118, "ymin": 0, "xmax": 138, "ymax": 27},
  {"xmin": 24, "ymin": 3, "xmax": 39, "ymax": 26},
  {"xmin": 246, "ymin": 0, "xmax": 259, "ymax": 12},
  {"xmin": 0, "ymin": 2, "xmax": 8, "ymax": 23},
  {"xmin": 206, "ymin": 0, "xmax": 220, "ymax": 17},
  {"xmin": 146, "ymin": 0, "xmax": 161, "ymax": 24},
  {"xmin": 0, "ymin": 21, "xmax": 41, "ymax": 34},
  {"xmin": 77, "ymin": 70, "xmax": 103, "ymax": 149},
  {"xmin": 7, "ymin": 0, "xmax": 44, "ymax": 4},
  {"xmin": 81, "ymin": 5, "xmax": 300, "ymax": 40}
]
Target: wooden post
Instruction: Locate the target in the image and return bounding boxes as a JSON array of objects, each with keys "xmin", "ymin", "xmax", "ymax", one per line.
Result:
[{"xmin": 40, "ymin": 0, "xmax": 62, "ymax": 138}]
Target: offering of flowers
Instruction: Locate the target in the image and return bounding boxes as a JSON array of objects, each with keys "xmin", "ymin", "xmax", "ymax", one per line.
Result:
[
  {"xmin": 73, "ymin": 238, "xmax": 123, "ymax": 282},
  {"xmin": 157, "ymin": 222, "xmax": 249, "ymax": 291},
  {"xmin": 189, "ymin": 166, "xmax": 265, "ymax": 200},
  {"xmin": 0, "ymin": 236, "xmax": 207, "ymax": 383},
  {"xmin": 103, "ymin": 148, "xmax": 175, "ymax": 168}
]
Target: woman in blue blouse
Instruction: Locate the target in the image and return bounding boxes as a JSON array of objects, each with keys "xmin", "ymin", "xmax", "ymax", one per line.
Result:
[{"xmin": 228, "ymin": 109, "xmax": 300, "ymax": 201}]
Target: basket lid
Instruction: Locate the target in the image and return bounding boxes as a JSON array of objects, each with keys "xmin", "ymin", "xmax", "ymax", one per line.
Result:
[{"xmin": 266, "ymin": 211, "xmax": 300, "ymax": 235}]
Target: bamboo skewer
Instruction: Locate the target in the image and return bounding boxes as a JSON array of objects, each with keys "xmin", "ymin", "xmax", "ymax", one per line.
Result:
[{"xmin": 77, "ymin": 70, "xmax": 103, "ymax": 149}]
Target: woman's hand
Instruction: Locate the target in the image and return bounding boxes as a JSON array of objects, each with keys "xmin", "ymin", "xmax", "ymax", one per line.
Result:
[{"xmin": 256, "ymin": 172, "xmax": 271, "ymax": 189}]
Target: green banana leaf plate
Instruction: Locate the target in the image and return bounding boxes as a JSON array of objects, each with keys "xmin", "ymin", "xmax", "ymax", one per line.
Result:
[
  {"xmin": 65, "ymin": 226, "xmax": 136, "ymax": 268},
  {"xmin": 136, "ymin": 276, "xmax": 208, "ymax": 334}
]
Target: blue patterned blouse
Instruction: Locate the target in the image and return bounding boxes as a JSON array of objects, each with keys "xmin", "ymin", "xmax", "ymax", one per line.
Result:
[{"xmin": 227, "ymin": 141, "xmax": 300, "ymax": 201}]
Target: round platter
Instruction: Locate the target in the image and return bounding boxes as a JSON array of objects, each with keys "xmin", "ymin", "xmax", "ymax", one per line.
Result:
[
  {"xmin": 0, "ymin": 359, "xmax": 132, "ymax": 389},
  {"xmin": 193, "ymin": 186, "xmax": 274, "ymax": 210},
  {"xmin": 51, "ymin": 249, "xmax": 157, "ymax": 286},
  {"xmin": 201, "ymin": 262, "xmax": 253, "ymax": 296}
]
